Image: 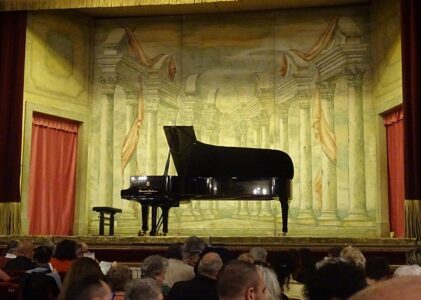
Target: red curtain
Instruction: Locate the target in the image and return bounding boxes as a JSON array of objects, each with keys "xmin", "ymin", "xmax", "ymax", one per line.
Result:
[
  {"xmin": 384, "ymin": 108, "xmax": 405, "ymax": 237},
  {"xmin": 0, "ymin": 11, "xmax": 26, "ymax": 203},
  {"xmin": 28, "ymin": 113, "xmax": 79, "ymax": 235}
]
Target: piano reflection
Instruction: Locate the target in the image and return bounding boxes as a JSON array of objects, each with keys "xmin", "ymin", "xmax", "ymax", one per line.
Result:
[{"xmin": 121, "ymin": 126, "xmax": 294, "ymax": 236}]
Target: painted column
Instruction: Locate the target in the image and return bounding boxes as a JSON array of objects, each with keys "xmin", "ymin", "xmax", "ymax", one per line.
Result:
[
  {"xmin": 124, "ymin": 89, "xmax": 139, "ymax": 179},
  {"xmin": 259, "ymin": 114, "xmax": 273, "ymax": 219},
  {"xmin": 344, "ymin": 67, "xmax": 370, "ymax": 224},
  {"xmin": 278, "ymin": 104, "xmax": 290, "ymax": 152},
  {"xmin": 251, "ymin": 120, "xmax": 262, "ymax": 218},
  {"xmin": 145, "ymin": 100, "xmax": 158, "ymax": 175},
  {"xmin": 98, "ymin": 74, "xmax": 117, "ymax": 207},
  {"xmin": 317, "ymin": 81, "xmax": 341, "ymax": 225},
  {"xmin": 296, "ymin": 96, "xmax": 315, "ymax": 224}
]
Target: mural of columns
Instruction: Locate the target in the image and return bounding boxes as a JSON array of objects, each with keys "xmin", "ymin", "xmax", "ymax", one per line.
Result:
[
  {"xmin": 296, "ymin": 95, "xmax": 316, "ymax": 224},
  {"xmin": 97, "ymin": 74, "xmax": 117, "ymax": 207},
  {"xmin": 124, "ymin": 88, "xmax": 139, "ymax": 179},
  {"xmin": 277, "ymin": 103, "xmax": 290, "ymax": 152},
  {"xmin": 144, "ymin": 99, "xmax": 158, "ymax": 175},
  {"xmin": 344, "ymin": 67, "xmax": 371, "ymax": 224},
  {"xmin": 317, "ymin": 81, "xmax": 341, "ymax": 225}
]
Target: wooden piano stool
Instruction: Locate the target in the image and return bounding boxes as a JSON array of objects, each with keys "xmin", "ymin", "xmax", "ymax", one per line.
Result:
[{"xmin": 92, "ymin": 206, "xmax": 122, "ymax": 236}]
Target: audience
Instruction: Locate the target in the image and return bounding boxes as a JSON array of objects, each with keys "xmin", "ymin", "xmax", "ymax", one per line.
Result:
[
  {"xmin": 250, "ymin": 247, "xmax": 268, "ymax": 265},
  {"xmin": 106, "ymin": 264, "xmax": 133, "ymax": 300},
  {"xmin": 182, "ymin": 236, "xmax": 208, "ymax": 267},
  {"xmin": 51, "ymin": 239, "xmax": 78, "ymax": 273},
  {"xmin": 141, "ymin": 254, "xmax": 170, "ymax": 297},
  {"xmin": 20, "ymin": 245, "xmax": 61, "ymax": 300},
  {"xmin": 125, "ymin": 278, "xmax": 163, "ymax": 300},
  {"xmin": 237, "ymin": 252, "xmax": 255, "ymax": 264},
  {"xmin": 217, "ymin": 260, "xmax": 266, "ymax": 300},
  {"xmin": 340, "ymin": 246, "xmax": 366, "ymax": 270},
  {"xmin": 0, "ymin": 239, "xmax": 21, "ymax": 268},
  {"xmin": 349, "ymin": 275, "xmax": 421, "ymax": 300},
  {"xmin": 405, "ymin": 248, "xmax": 421, "ymax": 266},
  {"xmin": 365, "ymin": 256, "xmax": 390, "ymax": 285},
  {"xmin": 164, "ymin": 242, "xmax": 195, "ymax": 288},
  {"xmin": 4, "ymin": 239, "xmax": 35, "ymax": 271},
  {"xmin": 393, "ymin": 264, "xmax": 421, "ymax": 277},
  {"xmin": 64, "ymin": 275, "xmax": 111, "ymax": 300},
  {"xmin": 256, "ymin": 264, "xmax": 281, "ymax": 300},
  {"xmin": 306, "ymin": 260, "xmax": 367, "ymax": 300},
  {"xmin": 168, "ymin": 251, "xmax": 223, "ymax": 300},
  {"xmin": 59, "ymin": 257, "xmax": 104, "ymax": 300}
]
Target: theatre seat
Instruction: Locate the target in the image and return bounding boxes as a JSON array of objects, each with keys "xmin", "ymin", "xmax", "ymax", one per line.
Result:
[{"xmin": 0, "ymin": 281, "xmax": 21, "ymax": 300}]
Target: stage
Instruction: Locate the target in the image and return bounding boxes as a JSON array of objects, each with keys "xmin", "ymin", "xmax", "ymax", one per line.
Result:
[{"xmin": 0, "ymin": 235, "xmax": 417, "ymax": 265}]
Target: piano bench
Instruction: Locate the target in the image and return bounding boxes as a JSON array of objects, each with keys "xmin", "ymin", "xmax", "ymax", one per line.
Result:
[{"xmin": 92, "ymin": 206, "xmax": 122, "ymax": 236}]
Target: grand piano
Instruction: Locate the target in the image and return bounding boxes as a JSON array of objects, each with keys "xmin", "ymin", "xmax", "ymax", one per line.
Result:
[{"xmin": 121, "ymin": 126, "xmax": 294, "ymax": 236}]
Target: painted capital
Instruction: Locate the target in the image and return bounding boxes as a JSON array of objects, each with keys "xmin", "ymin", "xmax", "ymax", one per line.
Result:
[{"xmin": 100, "ymin": 74, "xmax": 118, "ymax": 95}]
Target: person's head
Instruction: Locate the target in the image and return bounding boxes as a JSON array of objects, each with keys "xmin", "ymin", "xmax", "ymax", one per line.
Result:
[
  {"xmin": 76, "ymin": 242, "xmax": 90, "ymax": 258},
  {"xmin": 166, "ymin": 243, "xmax": 183, "ymax": 260},
  {"xmin": 250, "ymin": 247, "xmax": 268, "ymax": 264},
  {"xmin": 141, "ymin": 255, "xmax": 168, "ymax": 283},
  {"xmin": 293, "ymin": 248, "xmax": 316, "ymax": 285},
  {"xmin": 125, "ymin": 278, "xmax": 163, "ymax": 300},
  {"xmin": 33, "ymin": 245, "xmax": 53, "ymax": 265},
  {"xmin": 256, "ymin": 265, "xmax": 281, "ymax": 300},
  {"xmin": 4, "ymin": 239, "xmax": 21, "ymax": 255},
  {"xmin": 365, "ymin": 256, "xmax": 390, "ymax": 285},
  {"xmin": 340, "ymin": 246, "xmax": 366, "ymax": 270},
  {"xmin": 17, "ymin": 240, "xmax": 34, "ymax": 259},
  {"xmin": 238, "ymin": 253, "xmax": 255, "ymax": 264},
  {"xmin": 40, "ymin": 238, "xmax": 56, "ymax": 256},
  {"xmin": 64, "ymin": 276, "xmax": 111, "ymax": 300},
  {"xmin": 106, "ymin": 264, "xmax": 133, "ymax": 292},
  {"xmin": 405, "ymin": 248, "xmax": 421, "ymax": 266},
  {"xmin": 197, "ymin": 252, "xmax": 223, "ymax": 279},
  {"xmin": 393, "ymin": 264, "xmax": 421, "ymax": 277},
  {"xmin": 349, "ymin": 276, "xmax": 421, "ymax": 300},
  {"xmin": 61, "ymin": 257, "xmax": 104, "ymax": 300},
  {"xmin": 327, "ymin": 246, "xmax": 343, "ymax": 258},
  {"xmin": 55, "ymin": 239, "xmax": 78, "ymax": 261},
  {"xmin": 182, "ymin": 236, "xmax": 207, "ymax": 266},
  {"xmin": 218, "ymin": 260, "xmax": 266, "ymax": 300},
  {"xmin": 305, "ymin": 260, "xmax": 367, "ymax": 300}
]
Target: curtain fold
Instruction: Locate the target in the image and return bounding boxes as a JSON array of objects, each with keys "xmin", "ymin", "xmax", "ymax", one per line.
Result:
[
  {"xmin": 401, "ymin": 0, "xmax": 421, "ymax": 238},
  {"xmin": 28, "ymin": 113, "xmax": 79, "ymax": 235},
  {"xmin": 384, "ymin": 107, "xmax": 405, "ymax": 237}
]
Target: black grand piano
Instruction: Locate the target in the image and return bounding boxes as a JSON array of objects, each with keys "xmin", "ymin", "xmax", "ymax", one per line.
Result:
[{"xmin": 121, "ymin": 126, "xmax": 294, "ymax": 236}]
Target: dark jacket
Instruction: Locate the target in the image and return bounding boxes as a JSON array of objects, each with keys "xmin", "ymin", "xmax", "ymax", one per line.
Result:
[{"xmin": 167, "ymin": 274, "xmax": 218, "ymax": 300}]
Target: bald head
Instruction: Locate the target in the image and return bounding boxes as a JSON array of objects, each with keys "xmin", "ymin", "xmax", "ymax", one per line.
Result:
[
  {"xmin": 17, "ymin": 240, "xmax": 34, "ymax": 259},
  {"xmin": 350, "ymin": 276, "xmax": 421, "ymax": 300},
  {"xmin": 198, "ymin": 252, "xmax": 223, "ymax": 279}
]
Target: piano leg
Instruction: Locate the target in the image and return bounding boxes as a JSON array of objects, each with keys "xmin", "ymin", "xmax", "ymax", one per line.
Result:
[
  {"xmin": 150, "ymin": 206, "xmax": 158, "ymax": 236},
  {"xmin": 162, "ymin": 207, "xmax": 170, "ymax": 236},
  {"xmin": 140, "ymin": 204, "xmax": 149, "ymax": 236},
  {"xmin": 280, "ymin": 198, "xmax": 289, "ymax": 235}
]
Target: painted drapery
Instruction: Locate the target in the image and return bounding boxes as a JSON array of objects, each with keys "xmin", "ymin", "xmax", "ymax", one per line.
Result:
[
  {"xmin": 28, "ymin": 113, "xmax": 79, "ymax": 235},
  {"xmin": 384, "ymin": 107, "xmax": 404, "ymax": 237}
]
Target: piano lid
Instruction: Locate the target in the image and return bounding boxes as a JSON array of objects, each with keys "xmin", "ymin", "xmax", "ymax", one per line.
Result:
[{"xmin": 164, "ymin": 126, "xmax": 294, "ymax": 179}]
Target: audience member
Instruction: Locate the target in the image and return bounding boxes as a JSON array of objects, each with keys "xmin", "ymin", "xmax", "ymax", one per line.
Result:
[
  {"xmin": 4, "ymin": 239, "xmax": 35, "ymax": 271},
  {"xmin": 168, "ymin": 252, "xmax": 223, "ymax": 300},
  {"xmin": 59, "ymin": 257, "xmax": 104, "ymax": 300},
  {"xmin": 51, "ymin": 239, "xmax": 78, "ymax": 272},
  {"xmin": 217, "ymin": 260, "xmax": 266, "ymax": 300},
  {"xmin": 20, "ymin": 246, "xmax": 61, "ymax": 300},
  {"xmin": 125, "ymin": 278, "xmax": 163, "ymax": 300},
  {"xmin": 164, "ymin": 242, "xmax": 194, "ymax": 288},
  {"xmin": 182, "ymin": 236, "xmax": 208, "ymax": 267},
  {"xmin": 305, "ymin": 260, "xmax": 367, "ymax": 300},
  {"xmin": 237, "ymin": 253, "xmax": 254, "ymax": 264},
  {"xmin": 0, "ymin": 239, "xmax": 21, "ymax": 268},
  {"xmin": 141, "ymin": 254, "xmax": 170, "ymax": 297},
  {"xmin": 40, "ymin": 238, "xmax": 56, "ymax": 256},
  {"xmin": 340, "ymin": 246, "xmax": 366, "ymax": 270},
  {"xmin": 349, "ymin": 275, "xmax": 421, "ymax": 300},
  {"xmin": 256, "ymin": 264, "xmax": 281, "ymax": 300},
  {"xmin": 76, "ymin": 241, "xmax": 90, "ymax": 258},
  {"xmin": 64, "ymin": 275, "xmax": 111, "ymax": 300},
  {"xmin": 365, "ymin": 256, "xmax": 390, "ymax": 285},
  {"xmin": 106, "ymin": 264, "xmax": 133, "ymax": 300},
  {"xmin": 250, "ymin": 247, "xmax": 268, "ymax": 265},
  {"xmin": 393, "ymin": 264, "xmax": 421, "ymax": 277},
  {"xmin": 271, "ymin": 251, "xmax": 295, "ymax": 300}
]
